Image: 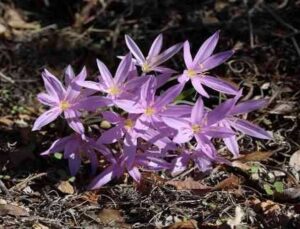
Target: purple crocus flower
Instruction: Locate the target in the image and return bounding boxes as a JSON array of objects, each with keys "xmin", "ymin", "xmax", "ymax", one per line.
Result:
[
  {"xmin": 98, "ymin": 111, "xmax": 175, "ymax": 150},
  {"xmin": 115, "ymin": 76, "xmax": 184, "ymax": 131},
  {"xmin": 162, "ymin": 97, "xmax": 235, "ymax": 145},
  {"xmin": 88, "ymin": 138, "xmax": 171, "ymax": 190},
  {"xmin": 125, "ymin": 34, "xmax": 183, "ymax": 73},
  {"xmin": 178, "ymin": 31, "xmax": 238, "ymax": 97},
  {"xmin": 41, "ymin": 134, "xmax": 111, "ymax": 176},
  {"xmin": 220, "ymin": 93, "xmax": 272, "ymax": 157},
  {"xmin": 171, "ymin": 147, "xmax": 228, "ymax": 176},
  {"xmin": 33, "ymin": 67, "xmax": 111, "ymax": 134}
]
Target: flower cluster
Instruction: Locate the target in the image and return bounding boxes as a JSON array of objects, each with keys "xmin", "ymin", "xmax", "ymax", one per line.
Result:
[{"xmin": 33, "ymin": 31, "xmax": 271, "ymax": 189}]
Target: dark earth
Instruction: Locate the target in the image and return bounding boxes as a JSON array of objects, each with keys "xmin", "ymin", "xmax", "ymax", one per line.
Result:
[{"xmin": 0, "ymin": 0, "xmax": 300, "ymax": 228}]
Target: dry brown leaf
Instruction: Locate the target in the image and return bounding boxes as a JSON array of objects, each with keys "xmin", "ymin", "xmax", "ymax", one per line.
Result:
[
  {"xmin": 167, "ymin": 219, "xmax": 198, "ymax": 229},
  {"xmin": 261, "ymin": 200, "xmax": 280, "ymax": 214},
  {"xmin": 269, "ymin": 102, "xmax": 296, "ymax": 115},
  {"xmin": 231, "ymin": 160, "xmax": 251, "ymax": 171},
  {"xmin": 0, "ymin": 203, "xmax": 29, "ymax": 216},
  {"xmin": 81, "ymin": 191, "xmax": 100, "ymax": 204},
  {"xmin": 166, "ymin": 177, "xmax": 211, "ymax": 191},
  {"xmin": 289, "ymin": 150, "xmax": 300, "ymax": 171},
  {"xmin": 212, "ymin": 175, "xmax": 241, "ymax": 191},
  {"xmin": 5, "ymin": 8, "xmax": 40, "ymax": 30},
  {"xmin": 32, "ymin": 223, "xmax": 49, "ymax": 229},
  {"xmin": 98, "ymin": 208, "xmax": 131, "ymax": 228},
  {"xmin": 237, "ymin": 151, "xmax": 273, "ymax": 162},
  {"xmin": 0, "ymin": 116, "xmax": 14, "ymax": 126},
  {"xmin": 56, "ymin": 181, "xmax": 74, "ymax": 194}
]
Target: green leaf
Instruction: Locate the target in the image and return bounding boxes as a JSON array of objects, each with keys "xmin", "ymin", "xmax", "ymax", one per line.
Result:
[
  {"xmin": 274, "ymin": 181, "xmax": 284, "ymax": 193},
  {"xmin": 250, "ymin": 165, "xmax": 259, "ymax": 174},
  {"xmin": 54, "ymin": 152, "xmax": 63, "ymax": 160},
  {"xmin": 263, "ymin": 184, "xmax": 274, "ymax": 195}
]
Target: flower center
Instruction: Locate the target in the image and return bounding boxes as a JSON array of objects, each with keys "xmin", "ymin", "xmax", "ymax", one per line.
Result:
[
  {"xmin": 145, "ymin": 107, "xmax": 156, "ymax": 116},
  {"xmin": 124, "ymin": 118, "xmax": 134, "ymax": 129},
  {"xmin": 186, "ymin": 69, "xmax": 197, "ymax": 78},
  {"xmin": 142, "ymin": 63, "xmax": 151, "ymax": 73},
  {"xmin": 191, "ymin": 124, "xmax": 201, "ymax": 133},
  {"xmin": 59, "ymin": 100, "xmax": 71, "ymax": 111},
  {"xmin": 107, "ymin": 86, "xmax": 121, "ymax": 96}
]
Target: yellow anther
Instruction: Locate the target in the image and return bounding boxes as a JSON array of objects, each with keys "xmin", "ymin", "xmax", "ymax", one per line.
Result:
[
  {"xmin": 145, "ymin": 107, "xmax": 156, "ymax": 116},
  {"xmin": 191, "ymin": 124, "xmax": 201, "ymax": 133},
  {"xmin": 107, "ymin": 86, "xmax": 121, "ymax": 96},
  {"xmin": 59, "ymin": 100, "xmax": 71, "ymax": 111},
  {"xmin": 142, "ymin": 63, "xmax": 151, "ymax": 73},
  {"xmin": 124, "ymin": 118, "xmax": 134, "ymax": 129},
  {"xmin": 186, "ymin": 69, "xmax": 197, "ymax": 78}
]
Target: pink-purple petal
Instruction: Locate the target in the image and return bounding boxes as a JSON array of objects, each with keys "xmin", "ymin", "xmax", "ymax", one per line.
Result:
[{"xmin": 32, "ymin": 107, "xmax": 62, "ymax": 131}]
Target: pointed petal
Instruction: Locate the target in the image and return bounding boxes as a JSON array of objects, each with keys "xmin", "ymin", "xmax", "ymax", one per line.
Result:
[
  {"xmin": 125, "ymin": 34, "xmax": 145, "ymax": 64},
  {"xmin": 156, "ymin": 72, "xmax": 172, "ymax": 88},
  {"xmin": 160, "ymin": 104, "xmax": 192, "ymax": 118},
  {"xmin": 170, "ymin": 153, "xmax": 190, "ymax": 176},
  {"xmin": 64, "ymin": 110, "xmax": 85, "ymax": 135},
  {"xmin": 202, "ymin": 50, "xmax": 234, "ymax": 71},
  {"xmin": 140, "ymin": 76, "xmax": 156, "ymax": 107},
  {"xmin": 183, "ymin": 41, "xmax": 193, "ymax": 68},
  {"xmin": 65, "ymin": 65, "xmax": 75, "ymax": 85},
  {"xmin": 96, "ymin": 59, "xmax": 114, "ymax": 88},
  {"xmin": 115, "ymin": 53, "xmax": 132, "ymax": 84},
  {"xmin": 68, "ymin": 153, "xmax": 81, "ymax": 176},
  {"xmin": 191, "ymin": 77, "xmax": 209, "ymax": 97},
  {"xmin": 98, "ymin": 126, "xmax": 124, "ymax": 144},
  {"xmin": 191, "ymin": 97, "xmax": 205, "ymax": 124},
  {"xmin": 148, "ymin": 34, "xmax": 163, "ymax": 57},
  {"xmin": 231, "ymin": 119, "xmax": 272, "ymax": 139},
  {"xmin": 207, "ymin": 98, "xmax": 236, "ymax": 126},
  {"xmin": 202, "ymin": 75, "xmax": 238, "ymax": 95},
  {"xmin": 77, "ymin": 80, "xmax": 103, "ymax": 91},
  {"xmin": 124, "ymin": 134, "xmax": 137, "ymax": 169},
  {"xmin": 155, "ymin": 83, "xmax": 184, "ymax": 109},
  {"xmin": 178, "ymin": 73, "xmax": 190, "ymax": 83},
  {"xmin": 40, "ymin": 136, "xmax": 70, "ymax": 155},
  {"xmin": 224, "ymin": 135, "xmax": 239, "ymax": 158},
  {"xmin": 37, "ymin": 92, "xmax": 58, "ymax": 106},
  {"xmin": 85, "ymin": 150, "xmax": 98, "ymax": 175},
  {"xmin": 193, "ymin": 31, "xmax": 220, "ymax": 65},
  {"xmin": 88, "ymin": 165, "xmax": 116, "ymax": 190},
  {"xmin": 153, "ymin": 66, "xmax": 177, "ymax": 74},
  {"xmin": 32, "ymin": 107, "xmax": 61, "ymax": 131},
  {"xmin": 162, "ymin": 116, "xmax": 191, "ymax": 130},
  {"xmin": 173, "ymin": 129, "xmax": 194, "ymax": 144},
  {"xmin": 74, "ymin": 96, "xmax": 112, "ymax": 111},
  {"xmin": 203, "ymin": 126, "xmax": 235, "ymax": 138},
  {"xmin": 231, "ymin": 99, "xmax": 268, "ymax": 115},
  {"xmin": 101, "ymin": 111, "xmax": 121, "ymax": 124},
  {"xmin": 150, "ymin": 42, "xmax": 183, "ymax": 67},
  {"xmin": 114, "ymin": 99, "xmax": 144, "ymax": 113},
  {"xmin": 138, "ymin": 127, "xmax": 176, "ymax": 150},
  {"xmin": 42, "ymin": 70, "xmax": 66, "ymax": 100},
  {"xmin": 128, "ymin": 166, "xmax": 141, "ymax": 183}
]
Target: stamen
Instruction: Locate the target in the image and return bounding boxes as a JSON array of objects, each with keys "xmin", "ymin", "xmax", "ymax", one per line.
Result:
[
  {"xmin": 191, "ymin": 124, "xmax": 201, "ymax": 133},
  {"xmin": 59, "ymin": 100, "xmax": 71, "ymax": 111},
  {"xmin": 107, "ymin": 86, "xmax": 121, "ymax": 96},
  {"xmin": 142, "ymin": 63, "xmax": 151, "ymax": 73},
  {"xmin": 186, "ymin": 69, "xmax": 197, "ymax": 78},
  {"xmin": 145, "ymin": 107, "xmax": 156, "ymax": 116},
  {"xmin": 124, "ymin": 118, "xmax": 134, "ymax": 129}
]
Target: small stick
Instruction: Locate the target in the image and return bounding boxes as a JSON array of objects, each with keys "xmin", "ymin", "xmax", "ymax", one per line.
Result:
[
  {"xmin": 0, "ymin": 71, "xmax": 15, "ymax": 84},
  {"xmin": 0, "ymin": 179, "xmax": 12, "ymax": 197}
]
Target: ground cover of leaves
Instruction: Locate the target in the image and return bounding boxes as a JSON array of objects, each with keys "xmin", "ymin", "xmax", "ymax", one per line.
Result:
[{"xmin": 0, "ymin": 0, "xmax": 300, "ymax": 228}]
